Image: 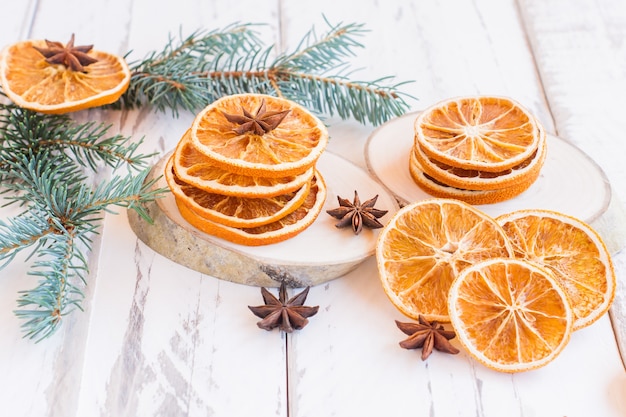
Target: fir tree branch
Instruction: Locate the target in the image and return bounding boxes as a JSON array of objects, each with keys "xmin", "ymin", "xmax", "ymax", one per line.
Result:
[
  {"xmin": 119, "ymin": 23, "xmax": 264, "ymax": 115},
  {"xmin": 0, "ymin": 104, "xmax": 152, "ymax": 173},
  {"xmin": 0, "ymin": 212, "xmax": 52, "ymax": 267},
  {"xmin": 274, "ymin": 17, "xmax": 366, "ymax": 73},
  {"xmin": 0, "ymin": 104, "xmax": 166, "ymax": 339},
  {"xmin": 118, "ymin": 18, "xmax": 414, "ymax": 125},
  {"xmin": 14, "ymin": 228, "xmax": 84, "ymax": 341}
]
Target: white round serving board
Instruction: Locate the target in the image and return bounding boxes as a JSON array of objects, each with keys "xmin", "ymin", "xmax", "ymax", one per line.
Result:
[
  {"xmin": 129, "ymin": 150, "xmax": 399, "ymax": 287},
  {"xmin": 365, "ymin": 111, "xmax": 611, "ymax": 223},
  {"xmin": 160, "ymin": 151, "xmax": 398, "ymax": 264}
]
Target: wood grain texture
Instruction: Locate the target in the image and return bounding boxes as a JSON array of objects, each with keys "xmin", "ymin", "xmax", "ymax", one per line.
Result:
[
  {"xmin": 1, "ymin": 0, "xmax": 625, "ymax": 416},
  {"xmin": 518, "ymin": 0, "xmax": 626, "ymax": 367}
]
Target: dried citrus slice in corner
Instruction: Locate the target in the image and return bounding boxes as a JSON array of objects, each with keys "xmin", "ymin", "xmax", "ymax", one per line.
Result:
[
  {"xmin": 496, "ymin": 209, "xmax": 616, "ymax": 330},
  {"xmin": 448, "ymin": 258, "xmax": 573, "ymax": 373},
  {"xmin": 165, "ymin": 155, "xmax": 311, "ymax": 228},
  {"xmin": 0, "ymin": 34, "xmax": 130, "ymax": 114},
  {"xmin": 176, "ymin": 172, "xmax": 327, "ymax": 246},
  {"xmin": 414, "ymin": 96, "xmax": 541, "ymax": 172},
  {"xmin": 375, "ymin": 198, "xmax": 514, "ymax": 322},
  {"xmin": 190, "ymin": 94, "xmax": 328, "ymax": 178},
  {"xmin": 173, "ymin": 130, "xmax": 313, "ymax": 198}
]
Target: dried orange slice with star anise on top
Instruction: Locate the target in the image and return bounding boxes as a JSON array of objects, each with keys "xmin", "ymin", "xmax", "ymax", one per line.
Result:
[
  {"xmin": 166, "ymin": 93, "xmax": 329, "ymax": 246},
  {"xmin": 189, "ymin": 94, "xmax": 328, "ymax": 178},
  {"xmin": 0, "ymin": 34, "xmax": 130, "ymax": 114}
]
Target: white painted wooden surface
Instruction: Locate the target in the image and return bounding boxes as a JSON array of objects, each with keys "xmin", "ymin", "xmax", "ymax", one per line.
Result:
[{"xmin": 1, "ymin": 1, "xmax": 625, "ymax": 416}]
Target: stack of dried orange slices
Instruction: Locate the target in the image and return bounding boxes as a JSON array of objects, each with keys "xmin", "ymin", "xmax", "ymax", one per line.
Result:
[
  {"xmin": 409, "ymin": 96, "xmax": 547, "ymax": 205},
  {"xmin": 165, "ymin": 94, "xmax": 329, "ymax": 246},
  {"xmin": 376, "ymin": 198, "xmax": 616, "ymax": 373}
]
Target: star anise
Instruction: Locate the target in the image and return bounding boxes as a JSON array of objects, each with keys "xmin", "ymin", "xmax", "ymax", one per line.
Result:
[
  {"xmin": 396, "ymin": 316, "xmax": 460, "ymax": 360},
  {"xmin": 326, "ymin": 190, "xmax": 388, "ymax": 235},
  {"xmin": 32, "ymin": 33, "xmax": 98, "ymax": 72},
  {"xmin": 248, "ymin": 282, "xmax": 319, "ymax": 333},
  {"xmin": 221, "ymin": 99, "xmax": 291, "ymax": 135}
]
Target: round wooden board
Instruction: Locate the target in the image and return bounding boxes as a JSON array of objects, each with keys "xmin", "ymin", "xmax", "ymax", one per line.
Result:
[
  {"xmin": 365, "ymin": 111, "xmax": 612, "ymax": 223},
  {"xmin": 128, "ymin": 151, "xmax": 399, "ymax": 287}
]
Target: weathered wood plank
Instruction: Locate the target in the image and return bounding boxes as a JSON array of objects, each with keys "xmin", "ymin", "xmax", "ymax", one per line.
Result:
[
  {"xmin": 0, "ymin": 1, "xmax": 131, "ymax": 416},
  {"xmin": 518, "ymin": 0, "xmax": 626, "ymax": 366},
  {"xmin": 73, "ymin": 1, "xmax": 289, "ymax": 416},
  {"xmin": 0, "ymin": 1, "xmax": 36, "ymax": 42},
  {"xmin": 75, "ymin": 211, "xmax": 288, "ymax": 417}
]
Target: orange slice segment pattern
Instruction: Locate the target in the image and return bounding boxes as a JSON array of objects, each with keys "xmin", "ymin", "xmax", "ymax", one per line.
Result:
[
  {"xmin": 190, "ymin": 94, "xmax": 328, "ymax": 178},
  {"xmin": 376, "ymin": 199, "xmax": 513, "ymax": 321},
  {"xmin": 496, "ymin": 209, "xmax": 616, "ymax": 330},
  {"xmin": 0, "ymin": 39, "xmax": 130, "ymax": 114},
  {"xmin": 415, "ymin": 96, "xmax": 541, "ymax": 172},
  {"xmin": 448, "ymin": 258, "xmax": 573, "ymax": 373}
]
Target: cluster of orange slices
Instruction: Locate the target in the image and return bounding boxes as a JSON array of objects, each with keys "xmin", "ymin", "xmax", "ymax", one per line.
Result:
[
  {"xmin": 409, "ymin": 96, "xmax": 547, "ymax": 205},
  {"xmin": 165, "ymin": 94, "xmax": 329, "ymax": 246},
  {"xmin": 376, "ymin": 198, "xmax": 615, "ymax": 373}
]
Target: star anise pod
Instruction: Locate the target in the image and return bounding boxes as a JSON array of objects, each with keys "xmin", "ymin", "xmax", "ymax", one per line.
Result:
[
  {"xmin": 326, "ymin": 190, "xmax": 388, "ymax": 235},
  {"xmin": 221, "ymin": 99, "xmax": 291, "ymax": 135},
  {"xmin": 248, "ymin": 282, "xmax": 319, "ymax": 333},
  {"xmin": 396, "ymin": 316, "xmax": 460, "ymax": 360},
  {"xmin": 32, "ymin": 33, "xmax": 98, "ymax": 72}
]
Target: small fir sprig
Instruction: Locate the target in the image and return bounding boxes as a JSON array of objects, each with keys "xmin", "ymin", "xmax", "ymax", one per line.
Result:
[
  {"xmin": 119, "ymin": 18, "xmax": 414, "ymax": 125},
  {"xmin": 0, "ymin": 102, "xmax": 165, "ymax": 340}
]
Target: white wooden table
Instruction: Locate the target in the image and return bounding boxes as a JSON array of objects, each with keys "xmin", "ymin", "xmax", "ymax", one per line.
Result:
[{"xmin": 1, "ymin": 1, "xmax": 626, "ymax": 416}]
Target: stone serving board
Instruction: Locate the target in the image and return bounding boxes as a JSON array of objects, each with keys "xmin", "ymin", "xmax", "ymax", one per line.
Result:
[{"xmin": 128, "ymin": 151, "xmax": 400, "ymax": 288}]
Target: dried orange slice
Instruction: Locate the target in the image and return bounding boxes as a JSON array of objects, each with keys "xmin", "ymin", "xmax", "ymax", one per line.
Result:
[
  {"xmin": 413, "ymin": 126, "xmax": 547, "ymax": 191},
  {"xmin": 0, "ymin": 34, "xmax": 130, "ymax": 114},
  {"xmin": 165, "ymin": 155, "xmax": 311, "ymax": 228},
  {"xmin": 376, "ymin": 198, "xmax": 513, "ymax": 322},
  {"xmin": 414, "ymin": 96, "xmax": 541, "ymax": 172},
  {"xmin": 496, "ymin": 209, "xmax": 616, "ymax": 330},
  {"xmin": 190, "ymin": 94, "xmax": 328, "ymax": 178},
  {"xmin": 173, "ymin": 130, "xmax": 313, "ymax": 198},
  {"xmin": 408, "ymin": 150, "xmax": 538, "ymax": 205},
  {"xmin": 176, "ymin": 172, "xmax": 327, "ymax": 246},
  {"xmin": 448, "ymin": 258, "xmax": 573, "ymax": 373}
]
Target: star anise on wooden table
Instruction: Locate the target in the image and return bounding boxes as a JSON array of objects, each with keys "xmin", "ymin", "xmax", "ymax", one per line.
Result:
[
  {"xmin": 32, "ymin": 33, "xmax": 98, "ymax": 72},
  {"xmin": 326, "ymin": 190, "xmax": 388, "ymax": 235},
  {"xmin": 248, "ymin": 282, "xmax": 319, "ymax": 332},
  {"xmin": 396, "ymin": 316, "xmax": 460, "ymax": 360},
  {"xmin": 221, "ymin": 99, "xmax": 291, "ymax": 135}
]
